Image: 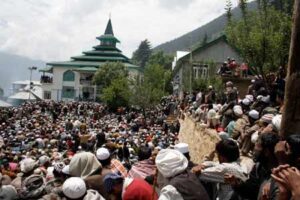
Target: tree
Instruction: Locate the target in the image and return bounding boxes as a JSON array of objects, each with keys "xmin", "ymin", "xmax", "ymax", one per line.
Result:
[
  {"xmin": 225, "ymin": 0, "xmax": 233, "ymax": 24},
  {"xmin": 92, "ymin": 62, "xmax": 130, "ymax": 111},
  {"xmin": 101, "ymin": 77, "xmax": 131, "ymax": 111},
  {"xmin": 131, "ymin": 39, "xmax": 152, "ymax": 68},
  {"xmin": 93, "ymin": 62, "xmax": 128, "ymax": 89},
  {"xmin": 131, "ymin": 63, "xmax": 169, "ymax": 110},
  {"xmin": 226, "ymin": 1, "xmax": 292, "ymax": 86},
  {"xmin": 281, "ymin": 0, "xmax": 300, "ymax": 137}
]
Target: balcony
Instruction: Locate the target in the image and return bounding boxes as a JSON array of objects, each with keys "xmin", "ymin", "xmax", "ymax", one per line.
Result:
[
  {"xmin": 80, "ymin": 78, "xmax": 93, "ymax": 85},
  {"xmin": 40, "ymin": 76, "xmax": 53, "ymax": 84}
]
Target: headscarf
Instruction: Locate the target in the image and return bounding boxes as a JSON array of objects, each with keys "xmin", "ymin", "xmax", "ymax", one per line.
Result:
[
  {"xmin": 69, "ymin": 152, "xmax": 101, "ymax": 179},
  {"xmin": 20, "ymin": 158, "xmax": 37, "ymax": 173},
  {"xmin": 155, "ymin": 149, "xmax": 188, "ymax": 178}
]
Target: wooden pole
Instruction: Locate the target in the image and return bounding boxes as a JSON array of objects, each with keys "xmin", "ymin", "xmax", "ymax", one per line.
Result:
[{"xmin": 281, "ymin": 0, "xmax": 300, "ymax": 138}]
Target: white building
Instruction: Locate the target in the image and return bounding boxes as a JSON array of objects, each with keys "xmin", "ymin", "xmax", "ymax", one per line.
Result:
[{"xmin": 40, "ymin": 19, "xmax": 141, "ymax": 101}]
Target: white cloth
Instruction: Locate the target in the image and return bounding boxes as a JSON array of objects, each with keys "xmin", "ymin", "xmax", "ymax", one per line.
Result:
[
  {"xmin": 20, "ymin": 158, "xmax": 36, "ymax": 173},
  {"xmin": 174, "ymin": 143, "xmax": 189, "ymax": 154},
  {"xmin": 249, "ymin": 110, "xmax": 259, "ymax": 120},
  {"xmin": 272, "ymin": 114, "xmax": 282, "ymax": 132},
  {"xmin": 96, "ymin": 147, "xmax": 110, "ymax": 160},
  {"xmin": 233, "ymin": 105, "xmax": 243, "ymax": 117},
  {"xmin": 83, "ymin": 189, "xmax": 105, "ymax": 200},
  {"xmin": 207, "ymin": 109, "xmax": 217, "ymax": 119},
  {"xmin": 159, "ymin": 185, "xmax": 184, "ymax": 200},
  {"xmin": 242, "ymin": 98, "xmax": 251, "ymax": 106},
  {"xmin": 63, "ymin": 177, "xmax": 86, "ymax": 199},
  {"xmin": 155, "ymin": 149, "xmax": 188, "ymax": 178}
]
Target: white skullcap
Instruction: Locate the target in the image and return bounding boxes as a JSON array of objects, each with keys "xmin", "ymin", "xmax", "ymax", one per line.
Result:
[
  {"xmin": 233, "ymin": 105, "xmax": 243, "ymax": 117},
  {"xmin": 39, "ymin": 155, "xmax": 50, "ymax": 166},
  {"xmin": 62, "ymin": 165, "xmax": 70, "ymax": 175},
  {"xmin": 63, "ymin": 177, "xmax": 86, "ymax": 199},
  {"xmin": 155, "ymin": 149, "xmax": 188, "ymax": 178},
  {"xmin": 257, "ymin": 95, "xmax": 263, "ymax": 101},
  {"xmin": 96, "ymin": 147, "xmax": 110, "ymax": 160},
  {"xmin": 261, "ymin": 95, "xmax": 270, "ymax": 104},
  {"xmin": 249, "ymin": 110, "xmax": 259, "ymax": 120},
  {"xmin": 20, "ymin": 158, "xmax": 36, "ymax": 173},
  {"xmin": 246, "ymin": 95, "xmax": 254, "ymax": 102},
  {"xmin": 272, "ymin": 114, "xmax": 282, "ymax": 132},
  {"xmin": 242, "ymin": 98, "xmax": 251, "ymax": 106},
  {"xmin": 174, "ymin": 143, "xmax": 189, "ymax": 154}
]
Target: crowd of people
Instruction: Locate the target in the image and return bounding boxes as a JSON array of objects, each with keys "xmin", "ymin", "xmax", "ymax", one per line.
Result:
[
  {"xmin": 0, "ymin": 68, "xmax": 300, "ymax": 200},
  {"xmin": 218, "ymin": 57, "xmax": 249, "ymax": 77}
]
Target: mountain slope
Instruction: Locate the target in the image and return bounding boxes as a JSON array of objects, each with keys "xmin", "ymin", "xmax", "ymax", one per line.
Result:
[
  {"xmin": 153, "ymin": 1, "xmax": 258, "ymax": 54},
  {"xmin": 0, "ymin": 52, "xmax": 45, "ymax": 96}
]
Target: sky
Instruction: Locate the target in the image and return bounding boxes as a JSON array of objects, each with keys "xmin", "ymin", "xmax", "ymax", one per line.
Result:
[{"xmin": 0, "ymin": 0, "xmax": 239, "ymax": 62}]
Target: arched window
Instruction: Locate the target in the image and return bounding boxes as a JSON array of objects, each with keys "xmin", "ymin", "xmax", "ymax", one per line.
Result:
[{"xmin": 63, "ymin": 70, "xmax": 75, "ymax": 81}]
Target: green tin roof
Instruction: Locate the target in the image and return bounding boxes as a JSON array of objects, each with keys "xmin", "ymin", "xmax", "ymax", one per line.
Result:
[
  {"xmin": 71, "ymin": 55, "xmax": 127, "ymax": 62},
  {"xmin": 39, "ymin": 66, "xmax": 53, "ymax": 73},
  {"xmin": 92, "ymin": 46, "xmax": 122, "ymax": 52},
  {"xmin": 96, "ymin": 35, "xmax": 120, "ymax": 43},
  {"xmin": 45, "ymin": 61, "xmax": 141, "ymax": 72},
  {"xmin": 83, "ymin": 51, "xmax": 129, "ymax": 59}
]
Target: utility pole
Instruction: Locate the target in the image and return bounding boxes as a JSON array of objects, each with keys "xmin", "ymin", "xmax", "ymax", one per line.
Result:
[{"xmin": 281, "ymin": 0, "xmax": 300, "ymax": 138}]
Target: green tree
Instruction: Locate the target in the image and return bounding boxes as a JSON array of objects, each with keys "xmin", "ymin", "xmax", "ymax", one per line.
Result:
[
  {"xmin": 147, "ymin": 51, "xmax": 173, "ymax": 93},
  {"xmin": 225, "ymin": 0, "xmax": 233, "ymax": 24},
  {"xmin": 226, "ymin": 1, "xmax": 292, "ymax": 85},
  {"xmin": 131, "ymin": 63, "xmax": 169, "ymax": 110},
  {"xmin": 101, "ymin": 77, "xmax": 131, "ymax": 111},
  {"xmin": 131, "ymin": 39, "xmax": 152, "ymax": 68},
  {"xmin": 93, "ymin": 62, "xmax": 128, "ymax": 89}
]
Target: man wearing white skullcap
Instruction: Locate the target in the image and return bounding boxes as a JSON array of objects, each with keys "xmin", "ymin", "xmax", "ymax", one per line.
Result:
[
  {"xmin": 249, "ymin": 110, "xmax": 260, "ymax": 120},
  {"xmin": 156, "ymin": 149, "xmax": 209, "ymax": 200},
  {"xmin": 63, "ymin": 177, "xmax": 105, "ymax": 200},
  {"xmin": 174, "ymin": 143, "xmax": 196, "ymax": 169},
  {"xmin": 272, "ymin": 114, "xmax": 282, "ymax": 133}
]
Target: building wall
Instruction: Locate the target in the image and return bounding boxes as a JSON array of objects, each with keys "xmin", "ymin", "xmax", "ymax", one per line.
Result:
[
  {"xmin": 173, "ymin": 39, "xmax": 243, "ymax": 95},
  {"xmin": 42, "ymin": 66, "xmax": 142, "ymax": 101},
  {"xmin": 192, "ymin": 40, "xmax": 242, "ymax": 64}
]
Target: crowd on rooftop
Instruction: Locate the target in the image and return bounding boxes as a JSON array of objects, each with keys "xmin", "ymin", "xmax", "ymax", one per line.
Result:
[{"xmin": 1, "ymin": 65, "xmax": 300, "ymax": 200}]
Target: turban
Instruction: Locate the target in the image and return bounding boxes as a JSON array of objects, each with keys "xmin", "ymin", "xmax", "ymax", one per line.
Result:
[{"xmin": 155, "ymin": 149, "xmax": 188, "ymax": 178}]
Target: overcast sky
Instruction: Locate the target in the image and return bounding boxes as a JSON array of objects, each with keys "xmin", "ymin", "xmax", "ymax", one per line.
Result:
[{"xmin": 0, "ymin": 0, "xmax": 238, "ymax": 62}]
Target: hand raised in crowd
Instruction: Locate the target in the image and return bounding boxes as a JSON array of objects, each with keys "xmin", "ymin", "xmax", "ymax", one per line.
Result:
[
  {"xmin": 271, "ymin": 165, "xmax": 292, "ymax": 199},
  {"xmin": 260, "ymin": 182, "xmax": 271, "ymax": 200},
  {"xmin": 191, "ymin": 164, "xmax": 205, "ymax": 175},
  {"xmin": 272, "ymin": 165, "xmax": 300, "ymax": 200}
]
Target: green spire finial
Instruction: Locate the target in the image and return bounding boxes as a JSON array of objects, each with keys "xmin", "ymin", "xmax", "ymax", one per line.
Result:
[{"xmin": 104, "ymin": 17, "xmax": 114, "ymax": 35}]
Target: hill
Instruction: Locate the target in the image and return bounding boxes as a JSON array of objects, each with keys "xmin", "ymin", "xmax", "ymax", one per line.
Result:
[
  {"xmin": 0, "ymin": 52, "xmax": 45, "ymax": 96},
  {"xmin": 153, "ymin": 1, "xmax": 258, "ymax": 54}
]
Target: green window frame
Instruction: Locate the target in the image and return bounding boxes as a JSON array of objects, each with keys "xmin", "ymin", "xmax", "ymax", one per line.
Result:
[{"xmin": 63, "ymin": 70, "xmax": 75, "ymax": 81}]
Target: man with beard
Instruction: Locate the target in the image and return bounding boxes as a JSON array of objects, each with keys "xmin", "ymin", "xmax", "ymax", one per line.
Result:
[{"xmin": 225, "ymin": 132, "xmax": 279, "ymax": 200}]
